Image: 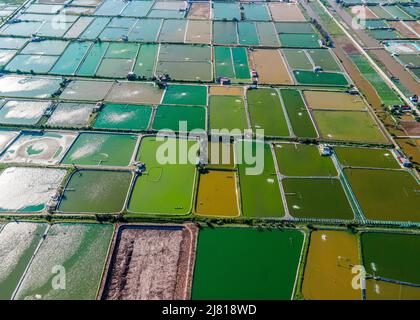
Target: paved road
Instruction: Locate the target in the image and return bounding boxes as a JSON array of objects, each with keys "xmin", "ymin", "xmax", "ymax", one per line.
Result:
[{"xmin": 324, "ymin": 0, "xmax": 420, "ymax": 96}]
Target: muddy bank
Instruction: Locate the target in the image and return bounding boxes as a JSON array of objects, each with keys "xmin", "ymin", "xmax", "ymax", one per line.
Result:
[{"xmin": 100, "ymin": 224, "xmax": 198, "ymax": 300}]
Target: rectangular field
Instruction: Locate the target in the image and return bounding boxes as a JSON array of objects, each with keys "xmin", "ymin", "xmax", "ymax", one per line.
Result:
[
  {"xmin": 14, "ymin": 223, "xmax": 113, "ymax": 300},
  {"xmin": 214, "ymin": 46, "xmax": 250, "ymax": 82},
  {"xmin": 361, "ymin": 232, "xmax": 420, "ymax": 285},
  {"xmin": 366, "ymin": 280, "xmax": 420, "ymax": 300},
  {"xmin": 0, "ymin": 100, "xmax": 51, "ymax": 125},
  {"xmin": 188, "ymin": 2, "xmax": 210, "ymax": 20},
  {"xmin": 209, "ymin": 95, "xmax": 248, "ymax": 131},
  {"xmin": 0, "ymin": 131, "xmax": 77, "ymax": 165},
  {"xmin": 280, "ymin": 89, "xmax": 318, "ymax": 138},
  {"xmin": 334, "ymin": 147, "xmax": 399, "ymax": 169},
  {"xmin": 268, "ymin": 3, "xmax": 306, "ymax": 22},
  {"xmin": 279, "ymin": 33, "xmax": 320, "ymax": 48},
  {"xmin": 162, "ymin": 84, "xmax": 207, "ymax": 106},
  {"xmin": 273, "ymin": 143, "xmax": 337, "ymax": 177},
  {"xmin": 61, "ymin": 133, "xmax": 137, "ymax": 166},
  {"xmin": 283, "ymin": 178, "xmax": 354, "ymax": 220},
  {"xmin": 213, "ymin": 21, "xmax": 238, "ymax": 45},
  {"xmin": 47, "ymin": 103, "xmax": 95, "ymax": 128},
  {"xmin": 192, "ymin": 227, "xmax": 304, "ymax": 299},
  {"xmin": 195, "ymin": 170, "xmax": 240, "ymax": 218},
  {"xmin": 93, "ymin": 104, "xmax": 153, "ymax": 131},
  {"xmin": 185, "ymin": 20, "xmax": 211, "ymax": 44},
  {"xmin": 293, "ymin": 70, "xmax": 349, "ymax": 86},
  {"xmin": 344, "ymin": 169, "xmax": 420, "ymax": 222},
  {"xmin": 0, "ymin": 75, "xmax": 62, "ymax": 99},
  {"xmin": 0, "ymin": 167, "xmax": 66, "ymax": 213},
  {"xmin": 0, "ymin": 222, "xmax": 48, "ymax": 300},
  {"xmin": 58, "ymin": 170, "xmax": 132, "ymax": 214},
  {"xmin": 312, "ymin": 110, "xmax": 388, "ymax": 143},
  {"xmin": 152, "ymin": 105, "xmax": 206, "ymax": 132},
  {"xmin": 251, "ymin": 49, "xmax": 293, "ymax": 85},
  {"xmin": 101, "ymin": 224, "xmax": 198, "ymax": 300}
]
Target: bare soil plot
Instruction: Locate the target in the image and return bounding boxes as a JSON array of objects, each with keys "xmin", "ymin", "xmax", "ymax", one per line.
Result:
[
  {"xmin": 251, "ymin": 49, "xmax": 293, "ymax": 85},
  {"xmin": 47, "ymin": 103, "xmax": 95, "ymax": 128},
  {"xmin": 188, "ymin": 2, "xmax": 210, "ymax": 20},
  {"xmin": 106, "ymin": 82, "xmax": 163, "ymax": 104},
  {"xmin": 388, "ymin": 21, "xmax": 417, "ymax": 39},
  {"xmin": 268, "ymin": 3, "xmax": 306, "ymax": 22},
  {"xmin": 209, "ymin": 86, "xmax": 244, "ymax": 96},
  {"xmin": 303, "ymin": 91, "xmax": 367, "ymax": 111},
  {"xmin": 401, "ymin": 121, "xmax": 420, "ymax": 136},
  {"xmin": 101, "ymin": 224, "xmax": 198, "ymax": 300},
  {"xmin": 351, "ymin": 5, "xmax": 379, "ymax": 20},
  {"xmin": 185, "ymin": 20, "xmax": 211, "ymax": 44}
]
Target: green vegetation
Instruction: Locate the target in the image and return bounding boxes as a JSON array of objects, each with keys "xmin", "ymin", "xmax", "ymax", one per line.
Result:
[{"xmin": 192, "ymin": 227, "xmax": 304, "ymax": 299}]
